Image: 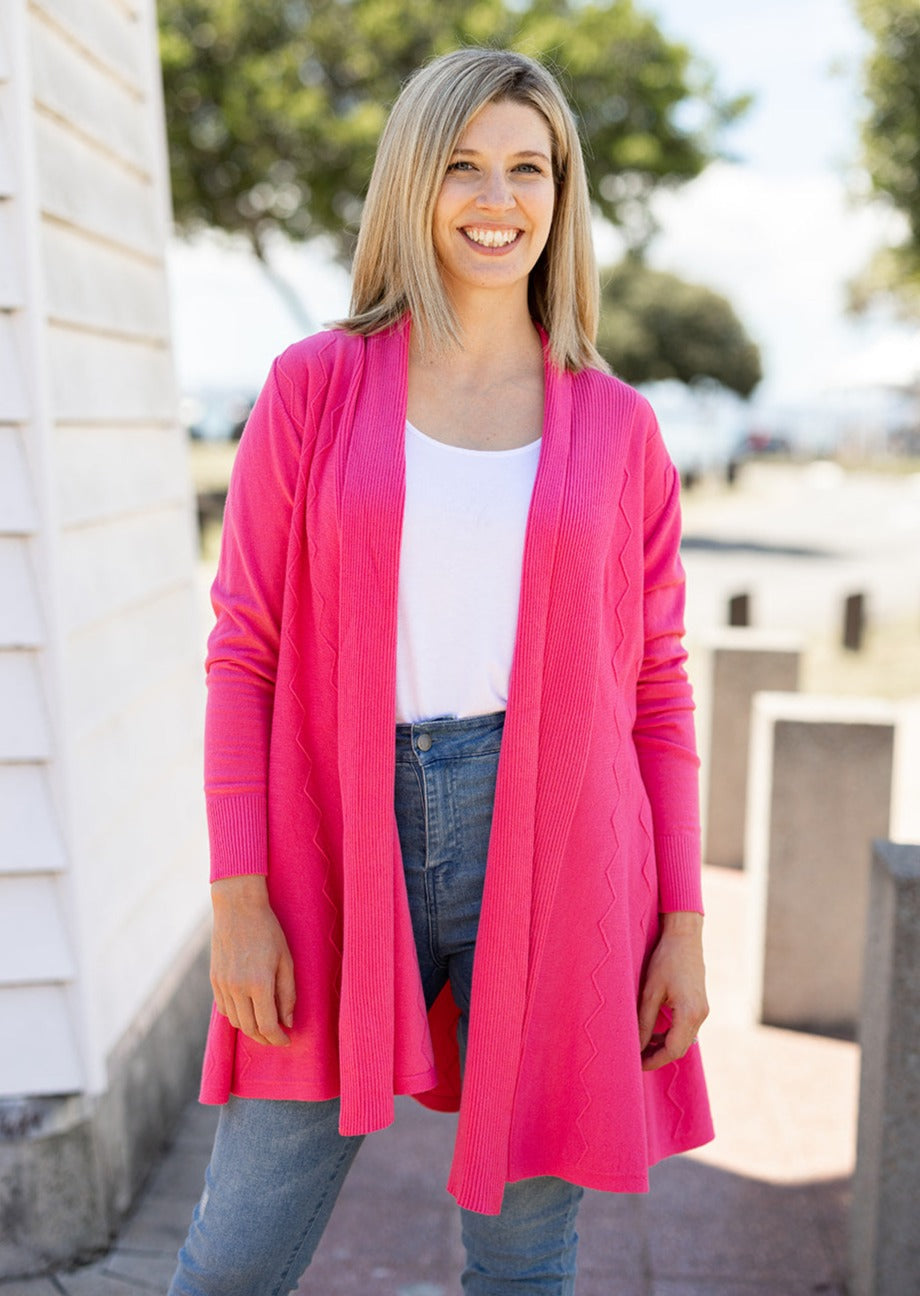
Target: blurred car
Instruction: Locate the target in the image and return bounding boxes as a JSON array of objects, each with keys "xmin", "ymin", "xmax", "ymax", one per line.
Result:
[
  {"xmin": 726, "ymin": 430, "xmax": 793, "ymax": 483},
  {"xmin": 639, "ymin": 380, "xmax": 740, "ymax": 487},
  {"xmin": 731, "ymin": 431, "xmax": 793, "ymax": 459},
  {"xmin": 181, "ymin": 390, "xmax": 255, "ymax": 441}
]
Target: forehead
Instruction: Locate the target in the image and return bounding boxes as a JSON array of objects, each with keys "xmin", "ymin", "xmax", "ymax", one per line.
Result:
[{"xmin": 455, "ymin": 98, "xmax": 554, "ymax": 151}]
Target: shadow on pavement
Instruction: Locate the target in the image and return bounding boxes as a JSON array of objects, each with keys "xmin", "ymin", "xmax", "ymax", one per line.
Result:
[
  {"xmin": 680, "ymin": 537, "xmax": 833, "ymax": 560},
  {"xmin": 299, "ymin": 1097, "xmax": 850, "ymax": 1296}
]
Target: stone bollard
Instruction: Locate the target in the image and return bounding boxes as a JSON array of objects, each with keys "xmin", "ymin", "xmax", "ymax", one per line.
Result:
[
  {"xmin": 842, "ymin": 591, "xmax": 867, "ymax": 652},
  {"xmin": 692, "ymin": 630, "xmax": 802, "ymax": 870},
  {"xmin": 746, "ymin": 693, "xmax": 898, "ymax": 1036},
  {"xmin": 849, "ymin": 841, "xmax": 920, "ymax": 1296},
  {"xmin": 727, "ymin": 592, "xmax": 751, "ymax": 627}
]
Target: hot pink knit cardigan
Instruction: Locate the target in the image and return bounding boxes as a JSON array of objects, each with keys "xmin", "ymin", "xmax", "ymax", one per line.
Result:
[{"xmin": 199, "ymin": 319, "xmax": 714, "ymax": 1214}]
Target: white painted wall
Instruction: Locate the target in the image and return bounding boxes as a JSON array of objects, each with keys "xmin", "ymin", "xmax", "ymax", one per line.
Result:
[{"xmin": 0, "ymin": 0, "xmax": 208, "ymax": 1097}]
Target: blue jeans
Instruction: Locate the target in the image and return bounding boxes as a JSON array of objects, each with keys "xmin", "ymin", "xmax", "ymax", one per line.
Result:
[{"xmin": 169, "ymin": 713, "xmax": 583, "ymax": 1295}]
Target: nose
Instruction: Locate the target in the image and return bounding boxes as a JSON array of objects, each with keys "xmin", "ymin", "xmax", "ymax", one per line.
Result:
[{"xmin": 476, "ymin": 167, "xmax": 514, "ymax": 210}]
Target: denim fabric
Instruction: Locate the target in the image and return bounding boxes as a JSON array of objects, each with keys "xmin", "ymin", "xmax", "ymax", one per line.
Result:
[
  {"xmin": 168, "ymin": 712, "xmax": 582, "ymax": 1296},
  {"xmin": 167, "ymin": 1095, "xmax": 363, "ymax": 1296},
  {"xmin": 395, "ymin": 711, "xmax": 504, "ymax": 1034}
]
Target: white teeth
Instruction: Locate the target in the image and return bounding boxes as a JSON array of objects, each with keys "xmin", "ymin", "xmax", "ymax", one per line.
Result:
[{"xmin": 464, "ymin": 227, "xmax": 519, "ymax": 248}]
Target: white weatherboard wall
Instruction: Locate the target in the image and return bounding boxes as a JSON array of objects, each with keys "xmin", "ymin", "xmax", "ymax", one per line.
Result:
[{"xmin": 0, "ymin": 0, "xmax": 207, "ymax": 1130}]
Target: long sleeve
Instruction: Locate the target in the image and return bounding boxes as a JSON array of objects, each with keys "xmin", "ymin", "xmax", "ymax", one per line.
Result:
[
  {"xmin": 632, "ymin": 415, "xmax": 703, "ymax": 914},
  {"xmin": 204, "ymin": 355, "xmax": 307, "ymax": 881}
]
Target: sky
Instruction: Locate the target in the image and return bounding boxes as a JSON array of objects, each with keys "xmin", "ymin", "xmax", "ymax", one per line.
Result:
[
  {"xmin": 166, "ymin": 0, "xmax": 920, "ymax": 417},
  {"xmin": 635, "ymin": 0, "xmax": 920, "ymax": 405}
]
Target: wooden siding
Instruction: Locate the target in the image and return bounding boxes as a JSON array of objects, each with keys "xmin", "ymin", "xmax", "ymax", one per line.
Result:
[
  {"xmin": 54, "ymin": 424, "xmax": 190, "ymax": 527},
  {"xmin": 0, "ymin": 204, "xmax": 22, "ymax": 304},
  {"xmin": 0, "ymin": 538, "xmax": 44, "ymax": 645},
  {"xmin": 42, "ymin": 221, "xmax": 170, "ymax": 341},
  {"xmin": 35, "ymin": 114, "xmax": 159, "ymax": 256},
  {"xmin": 59, "ymin": 504, "xmax": 193, "ymax": 633},
  {"xmin": 46, "ymin": 325, "xmax": 176, "ymax": 423},
  {"xmin": 65, "ymin": 583, "xmax": 201, "ymax": 741},
  {"xmin": 0, "ymin": 764, "xmax": 68, "ymax": 875},
  {"xmin": 32, "ymin": 0, "xmax": 147, "ymax": 90},
  {"xmin": 0, "ymin": 0, "xmax": 207, "ymax": 1098},
  {"xmin": 0, "ymin": 985, "xmax": 84, "ymax": 1093},
  {"xmin": 0, "ymin": 425, "xmax": 38, "ymax": 530},
  {"xmin": 0, "ymin": 649, "xmax": 52, "ymax": 760},
  {"xmin": 0, "ymin": 875, "xmax": 75, "ymax": 983},
  {"xmin": 0, "ymin": 320, "xmax": 31, "ymax": 423},
  {"xmin": 29, "ymin": 11, "xmax": 149, "ymax": 173}
]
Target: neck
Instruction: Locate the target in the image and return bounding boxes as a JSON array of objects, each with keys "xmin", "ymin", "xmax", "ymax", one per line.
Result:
[{"xmin": 425, "ymin": 285, "xmax": 542, "ymax": 373}]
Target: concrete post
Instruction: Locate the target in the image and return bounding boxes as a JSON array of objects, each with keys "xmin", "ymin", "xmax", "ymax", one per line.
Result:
[
  {"xmin": 842, "ymin": 592, "xmax": 867, "ymax": 652},
  {"xmin": 849, "ymin": 841, "xmax": 920, "ymax": 1296},
  {"xmin": 692, "ymin": 630, "xmax": 802, "ymax": 870},
  {"xmin": 746, "ymin": 693, "xmax": 897, "ymax": 1036},
  {"xmin": 727, "ymin": 592, "xmax": 751, "ymax": 627}
]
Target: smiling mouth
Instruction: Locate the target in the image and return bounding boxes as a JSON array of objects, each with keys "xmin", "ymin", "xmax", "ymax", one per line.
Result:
[{"xmin": 461, "ymin": 227, "xmax": 522, "ymax": 249}]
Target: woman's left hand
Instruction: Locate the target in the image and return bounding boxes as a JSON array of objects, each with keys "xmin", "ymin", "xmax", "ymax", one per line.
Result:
[{"xmin": 638, "ymin": 911, "xmax": 709, "ymax": 1072}]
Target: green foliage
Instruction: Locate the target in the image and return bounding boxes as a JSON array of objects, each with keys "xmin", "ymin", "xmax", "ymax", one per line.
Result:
[
  {"xmin": 854, "ymin": 0, "xmax": 920, "ymax": 313},
  {"xmin": 598, "ymin": 259, "xmax": 762, "ymax": 397},
  {"xmin": 157, "ymin": 0, "xmax": 749, "ymax": 261}
]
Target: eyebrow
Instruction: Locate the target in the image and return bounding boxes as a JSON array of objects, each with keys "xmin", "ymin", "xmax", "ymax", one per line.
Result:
[{"xmin": 451, "ymin": 148, "xmax": 552, "ymax": 163}]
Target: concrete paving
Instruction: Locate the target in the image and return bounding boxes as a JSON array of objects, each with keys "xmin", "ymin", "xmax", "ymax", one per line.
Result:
[{"xmin": 4, "ymin": 863, "xmax": 858, "ymax": 1295}]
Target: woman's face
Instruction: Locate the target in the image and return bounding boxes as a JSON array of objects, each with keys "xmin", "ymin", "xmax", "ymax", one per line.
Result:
[{"xmin": 432, "ymin": 98, "xmax": 556, "ymax": 306}]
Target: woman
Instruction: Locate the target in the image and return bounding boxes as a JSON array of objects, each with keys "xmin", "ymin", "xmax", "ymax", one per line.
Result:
[{"xmin": 170, "ymin": 46, "xmax": 713, "ymax": 1296}]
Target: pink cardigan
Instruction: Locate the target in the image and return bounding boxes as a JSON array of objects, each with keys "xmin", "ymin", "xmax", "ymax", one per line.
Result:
[{"xmin": 200, "ymin": 319, "xmax": 714, "ymax": 1213}]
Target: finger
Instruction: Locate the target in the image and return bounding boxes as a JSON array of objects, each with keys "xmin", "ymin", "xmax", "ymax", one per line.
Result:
[
  {"xmin": 218, "ymin": 980, "xmax": 280, "ymax": 1046},
  {"xmin": 637, "ymin": 985, "xmax": 664, "ymax": 1052},
  {"xmin": 642, "ymin": 1044, "xmax": 675, "ymax": 1073},
  {"xmin": 276, "ymin": 954, "xmax": 296, "ymax": 1031},
  {"xmin": 232, "ymin": 994, "xmax": 275, "ymax": 1047},
  {"xmin": 640, "ymin": 1031, "xmax": 667, "ymax": 1066},
  {"xmin": 643, "ymin": 1022, "xmax": 688, "ymax": 1071},
  {"xmin": 670, "ymin": 993, "xmax": 708, "ymax": 1051},
  {"xmin": 642, "ymin": 1013, "xmax": 702, "ymax": 1072},
  {"xmin": 212, "ymin": 984, "xmax": 228, "ymax": 1019},
  {"xmin": 252, "ymin": 986, "xmax": 291, "ymax": 1047},
  {"xmin": 210, "ymin": 962, "xmax": 229, "ymax": 1019}
]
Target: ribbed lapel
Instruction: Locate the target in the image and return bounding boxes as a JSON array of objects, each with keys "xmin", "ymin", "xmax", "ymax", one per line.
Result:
[
  {"xmin": 450, "ymin": 339, "xmax": 593, "ymax": 1211},
  {"xmin": 524, "ymin": 376, "xmax": 613, "ymax": 985},
  {"xmin": 335, "ymin": 320, "xmax": 410, "ymax": 1133},
  {"xmin": 448, "ymin": 352, "xmax": 624, "ymax": 1210}
]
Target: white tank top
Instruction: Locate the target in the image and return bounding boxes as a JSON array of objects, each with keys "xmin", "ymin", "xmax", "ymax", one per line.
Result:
[{"xmin": 395, "ymin": 420, "xmax": 541, "ymax": 724}]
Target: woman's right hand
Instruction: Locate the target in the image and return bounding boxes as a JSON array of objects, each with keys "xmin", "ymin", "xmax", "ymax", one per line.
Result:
[{"xmin": 210, "ymin": 875, "xmax": 296, "ymax": 1047}]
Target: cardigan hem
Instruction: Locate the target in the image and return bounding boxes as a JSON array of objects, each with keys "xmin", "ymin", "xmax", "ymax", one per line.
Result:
[
  {"xmin": 447, "ymin": 1122, "xmax": 717, "ymax": 1215},
  {"xmin": 199, "ymin": 1064, "xmax": 441, "ymax": 1110}
]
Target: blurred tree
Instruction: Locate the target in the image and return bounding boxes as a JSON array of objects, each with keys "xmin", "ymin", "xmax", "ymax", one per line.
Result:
[
  {"xmin": 851, "ymin": 0, "xmax": 920, "ymax": 316},
  {"xmin": 598, "ymin": 259, "xmax": 762, "ymax": 396},
  {"xmin": 157, "ymin": 0, "xmax": 749, "ymax": 267}
]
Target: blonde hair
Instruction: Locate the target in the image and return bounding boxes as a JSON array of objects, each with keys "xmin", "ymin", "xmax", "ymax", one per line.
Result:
[{"xmin": 338, "ymin": 48, "xmax": 606, "ymax": 373}]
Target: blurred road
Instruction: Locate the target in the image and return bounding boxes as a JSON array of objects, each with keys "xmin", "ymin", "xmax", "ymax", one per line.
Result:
[{"xmin": 679, "ymin": 461, "xmax": 920, "ymax": 640}]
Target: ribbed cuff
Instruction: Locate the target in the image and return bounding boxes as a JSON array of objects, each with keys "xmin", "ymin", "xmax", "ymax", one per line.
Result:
[
  {"xmin": 656, "ymin": 833, "xmax": 704, "ymax": 914},
  {"xmin": 206, "ymin": 793, "xmax": 269, "ymax": 882}
]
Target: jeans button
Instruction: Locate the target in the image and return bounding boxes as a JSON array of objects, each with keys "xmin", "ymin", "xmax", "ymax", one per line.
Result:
[{"xmin": 417, "ymin": 732, "xmax": 432, "ymax": 752}]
